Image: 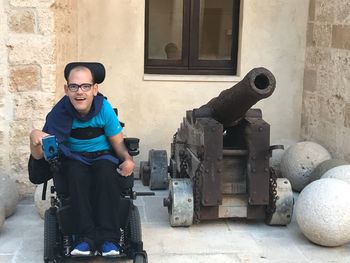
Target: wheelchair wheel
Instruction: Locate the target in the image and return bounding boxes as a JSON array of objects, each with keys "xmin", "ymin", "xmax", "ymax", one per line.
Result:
[
  {"xmin": 129, "ymin": 205, "xmax": 142, "ymax": 242},
  {"xmin": 134, "ymin": 253, "xmax": 147, "ymax": 263},
  {"xmin": 128, "ymin": 205, "xmax": 148, "ymax": 263},
  {"xmin": 44, "ymin": 208, "xmax": 58, "ymax": 263}
]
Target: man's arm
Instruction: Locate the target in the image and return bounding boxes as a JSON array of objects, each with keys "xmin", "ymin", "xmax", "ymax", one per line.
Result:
[
  {"xmin": 29, "ymin": 129, "xmax": 49, "ymax": 160},
  {"xmin": 109, "ymin": 132, "xmax": 135, "ymax": 177}
]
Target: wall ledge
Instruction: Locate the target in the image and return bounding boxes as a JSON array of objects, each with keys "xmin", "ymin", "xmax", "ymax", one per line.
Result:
[{"xmin": 143, "ymin": 74, "xmax": 241, "ymax": 83}]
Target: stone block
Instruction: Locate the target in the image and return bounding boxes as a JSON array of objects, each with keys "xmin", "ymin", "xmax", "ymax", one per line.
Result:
[
  {"xmin": 332, "ymin": 25, "xmax": 350, "ymax": 50},
  {"xmin": 317, "ymin": 63, "xmax": 346, "ymax": 100},
  {"xmin": 315, "ymin": 0, "xmax": 335, "ymax": 23},
  {"xmin": 306, "ymin": 22, "xmax": 315, "ymax": 46},
  {"xmin": 334, "ymin": 0, "xmax": 350, "ymax": 24},
  {"xmin": 9, "ymin": 144, "xmax": 30, "ymax": 173},
  {"xmin": 319, "ymin": 95, "xmax": 344, "ymax": 124},
  {"xmin": 300, "ymin": 112, "xmax": 309, "ymax": 138},
  {"xmin": 9, "ymin": 64, "xmax": 40, "ymax": 92},
  {"xmin": 333, "ymin": 49, "xmax": 350, "ymax": 73},
  {"xmin": 10, "ymin": 0, "xmax": 55, "ymax": 7},
  {"xmin": 13, "ymin": 92, "xmax": 55, "ymax": 120},
  {"xmin": 9, "ymin": 120, "xmax": 31, "ymax": 145},
  {"xmin": 334, "ymin": 73, "xmax": 350, "ymax": 103},
  {"xmin": 305, "ymin": 47, "xmax": 331, "ymax": 69},
  {"xmin": 0, "ymin": 77, "xmax": 5, "ymax": 102},
  {"xmin": 36, "ymin": 8, "xmax": 54, "ymax": 35},
  {"xmin": 41, "ymin": 64, "xmax": 56, "ymax": 92},
  {"xmin": 314, "ymin": 23, "xmax": 331, "ymax": 47},
  {"xmin": 302, "ymin": 91, "xmax": 321, "ymax": 122},
  {"xmin": 32, "ymin": 119, "xmax": 46, "ymax": 129},
  {"xmin": 312, "ymin": 121, "xmax": 337, "ymax": 155},
  {"xmin": 303, "ymin": 68, "xmax": 317, "ymax": 92},
  {"xmin": 332, "ymin": 49, "xmax": 350, "ymax": 100},
  {"xmin": 7, "ymin": 35, "xmax": 55, "ymax": 64},
  {"xmin": 13, "ymin": 95, "xmax": 35, "ymax": 120},
  {"xmin": 8, "ymin": 9, "xmax": 36, "ymax": 33},
  {"xmin": 308, "ymin": 0, "xmax": 316, "ymax": 21}
]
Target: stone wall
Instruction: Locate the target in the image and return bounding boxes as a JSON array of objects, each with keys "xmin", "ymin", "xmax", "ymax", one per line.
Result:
[
  {"xmin": 301, "ymin": 0, "xmax": 350, "ymax": 160},
  {"xmin": 0, "ymin": 0, "xmax": 57, "ymax": 196}
]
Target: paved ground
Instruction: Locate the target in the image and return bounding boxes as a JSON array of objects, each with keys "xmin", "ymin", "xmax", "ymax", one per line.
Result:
[{"xmin": 0, "ymin": 180, "xmax": 349, "ymax": 263}]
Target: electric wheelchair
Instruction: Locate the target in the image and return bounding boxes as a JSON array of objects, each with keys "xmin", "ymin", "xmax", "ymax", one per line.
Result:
[
  {"xmin": 27, "ymin": 62, "xmax": 150, "ymax": 263},
  {"xmin": 29, "ymin": 128, "xmax": 150, "ymax": 263}
]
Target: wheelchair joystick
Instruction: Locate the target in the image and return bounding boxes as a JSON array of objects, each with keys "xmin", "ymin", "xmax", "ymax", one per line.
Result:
[{"xmin": 42, "ymin": 135, "xmax": 60, "ymax": 174}]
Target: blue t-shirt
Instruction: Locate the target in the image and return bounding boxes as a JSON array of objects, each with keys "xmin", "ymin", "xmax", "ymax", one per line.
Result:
[{"xmin": 66, "ymin": 99, "xmax": 123, "ymax": 153}]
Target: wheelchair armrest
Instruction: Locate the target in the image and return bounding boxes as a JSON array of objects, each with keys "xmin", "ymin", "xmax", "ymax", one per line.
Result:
[{"xmin": 124, "ymin": 137, "xmax": 140, "ymax": 156}]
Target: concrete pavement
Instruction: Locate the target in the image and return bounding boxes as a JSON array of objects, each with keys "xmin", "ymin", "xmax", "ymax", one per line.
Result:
[{"xmin": 0, "ymin": 181, "xmax": 349, "ymax": 263}]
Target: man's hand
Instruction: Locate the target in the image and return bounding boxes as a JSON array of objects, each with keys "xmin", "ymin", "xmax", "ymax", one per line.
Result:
[
  {"xmin": 109, "ymin": 133, "xmax": 135, "ymax": 177},
  {"xmin": 30, "ymin": 129, "xmax": 49, "ymax": 159},
  {"xmin": 30, "ymin": 129, "xmax": 49, "ymax": 146},
  {"xmin": 117, "ymin": 159, "xmax": 135, "ymax": 177}
]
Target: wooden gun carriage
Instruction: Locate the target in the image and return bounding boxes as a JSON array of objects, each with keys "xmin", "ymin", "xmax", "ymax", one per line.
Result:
[{"xmin": 140, "ymin": 68, "xmax": 293, "ymax": 227}]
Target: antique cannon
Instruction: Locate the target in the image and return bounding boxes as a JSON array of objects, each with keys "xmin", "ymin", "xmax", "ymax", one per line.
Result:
[{"xmin": 140, "ymin": 67, "xmax": 294, "ymax": 227}]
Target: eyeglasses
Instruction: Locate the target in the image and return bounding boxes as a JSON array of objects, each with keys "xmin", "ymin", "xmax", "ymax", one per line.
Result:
[{"xmin": 67, "ymin": 83, "xmax": 94, "ymax": 92}]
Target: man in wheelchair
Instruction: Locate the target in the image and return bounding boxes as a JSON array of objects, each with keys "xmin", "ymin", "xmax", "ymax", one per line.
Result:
[{"xmin": 29, "ymin": 62, "xmax": 135, "ymax": 258}]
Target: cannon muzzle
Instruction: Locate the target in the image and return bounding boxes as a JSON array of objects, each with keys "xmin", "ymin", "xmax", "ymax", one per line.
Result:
[{"xmin": 194, "ymin": 67, "xmax": 276, "ymax": 126}]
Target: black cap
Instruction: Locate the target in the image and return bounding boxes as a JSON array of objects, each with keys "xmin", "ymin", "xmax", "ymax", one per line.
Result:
[{"xmin": 64, "ymin": 62, "xmax": 106, "ymax": 84}]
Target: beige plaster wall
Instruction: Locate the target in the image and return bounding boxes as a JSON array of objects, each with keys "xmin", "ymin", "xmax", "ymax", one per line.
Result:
[
  {"xmin": 301, "ymin": 0, "xmax": 350, "ymax": 160},
  {"xmin": 73, "ymin": 0, "xmax": 309, "ymax": 163}
]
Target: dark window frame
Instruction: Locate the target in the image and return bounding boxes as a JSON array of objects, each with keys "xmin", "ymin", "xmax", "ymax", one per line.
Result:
[{"xmin": 144, "ymin": 0, "xmax": 240, "ymax": 75}]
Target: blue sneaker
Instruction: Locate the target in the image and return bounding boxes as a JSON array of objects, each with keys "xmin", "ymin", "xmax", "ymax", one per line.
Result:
[
  {"xmin": 101, "ymin": 241, "xmax": 120, "ymax": 257},
  {"xmin": 70, "ymin": 242, "xmax": 92, "ymax": 256}
]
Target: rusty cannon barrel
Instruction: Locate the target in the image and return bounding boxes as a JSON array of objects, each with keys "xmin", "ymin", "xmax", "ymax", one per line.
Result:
[{"xmin": 194, "ymin": 67, "xmax": 276, "ymax": 126}]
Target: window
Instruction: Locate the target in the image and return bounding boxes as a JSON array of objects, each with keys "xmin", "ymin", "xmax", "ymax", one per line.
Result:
[{"xmin": 144, "ymin": 0, "xmax": 240, "ymax": 75}]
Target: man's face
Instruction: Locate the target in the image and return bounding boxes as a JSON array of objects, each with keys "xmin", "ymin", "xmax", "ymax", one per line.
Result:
[{"xmin": 64, "ymin": 68, "xmax": 98, "ymax": 116}]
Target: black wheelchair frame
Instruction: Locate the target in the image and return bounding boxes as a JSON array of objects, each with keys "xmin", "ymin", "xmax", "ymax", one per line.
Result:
[{"xmin": 43, "ymin": 137, "xmax": 151, "ymax": 263}]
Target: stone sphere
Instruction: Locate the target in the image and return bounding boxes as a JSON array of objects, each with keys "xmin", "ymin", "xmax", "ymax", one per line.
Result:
[
  {"xmin": 309, "ymin": 159, "xmax": 348, "ymax": 183},
  {"xmin": 321, "ymin": 165, "xmax": 350, "ymax": 185},
  {"xmin": 280, "ymin": 141, "xmax": 331, "ymax": 192},
  {"xmin": 270, "ymin": 139, "xmax": 296, "ymax": 177},
  {"xmin": 34, "ymin": 180, "xmax": 53, "ymax": 219},
  {"xmin": 0, "ymin": 202, "xmax": 5, "ymax": 232},
  {"xmin": 0, "ymin": 173, "xmax": 20, "ymax": 218},
  {"xmin": 295, "ymin": 178, "xmax": 350, "ymax": 247}
]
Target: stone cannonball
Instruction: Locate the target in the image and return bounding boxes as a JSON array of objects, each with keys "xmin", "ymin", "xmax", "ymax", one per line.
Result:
[
  {"xmin": 309, "ymin": 159, "xmax": 348, "ymax": 183},
  {"xmin": 280, "ymin": 141, "xmax": 331, "ymax": 192},
  {"xmin": 0, "ymin": 173, "xmax": 20, "ymax": 218},
  {"xmin": 34, "ymin": 180, "xmax": 53, "ymax": 219},
  {"xmin": 321, "ymin": 165, "xmax": 350, "ymax": 185},
  {"xmin": 295, "ymin": 178, "xmax": 350, "ymax": 247},
  {"xmin": 270, "ymin": 139, "xmax": 296, "ymax": 177},
  {"xmin": 0, "ymin": 202, "xmax": 5, "ymax": 232}
]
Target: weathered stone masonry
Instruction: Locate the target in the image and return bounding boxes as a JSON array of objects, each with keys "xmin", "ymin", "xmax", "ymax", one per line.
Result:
[
  {"xmin": 1, "ymin": 0, "xmax": 56, "ymax": 196},
  {"xmin": 302, "ymin": 0, "xmax": 350, "ymax": 160}
]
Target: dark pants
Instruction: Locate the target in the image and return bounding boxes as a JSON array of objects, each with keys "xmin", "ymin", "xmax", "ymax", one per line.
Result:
[{"xmin": 54, "ymin": 158, "xmax": 123, "ymax": 248}]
